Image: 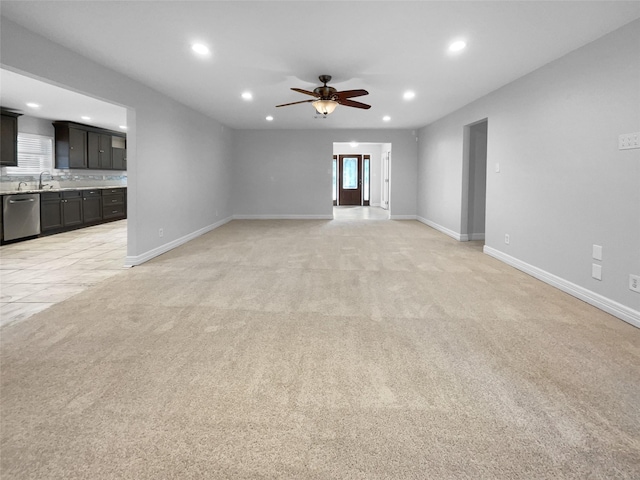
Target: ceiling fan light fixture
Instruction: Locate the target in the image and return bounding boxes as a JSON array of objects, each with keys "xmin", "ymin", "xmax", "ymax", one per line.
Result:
[{"xmin": 312, "ymin": 99, "xmax": 338, "ymax": 115}]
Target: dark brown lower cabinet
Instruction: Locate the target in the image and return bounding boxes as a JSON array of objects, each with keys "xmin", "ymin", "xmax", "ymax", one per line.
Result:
[
  {"xmin": 82, "ymin": 190, "xmax": 102, "ymax": 224},
  {"xmin": 40, "ymin": 192, "xmax": 64, "ymax": 232},
  {"xmin": 40, "ymin": 187, "xmax": 125, "ymax": 236},
  {"xmin": 102, "ymin": 188, "xmax": 126, "ymax": 220},
  {"xmin": 62, "ymin": 191, "xmax": 83, "ymax": 227}
]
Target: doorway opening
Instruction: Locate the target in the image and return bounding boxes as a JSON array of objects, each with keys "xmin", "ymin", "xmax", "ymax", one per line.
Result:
[
  {"xmin": 461, "ymin": 119, "xmax": 488, "ymax": 242},
  {"xmin": 332, "ymin": 142, "xmax": 390, "ymax": 219}
]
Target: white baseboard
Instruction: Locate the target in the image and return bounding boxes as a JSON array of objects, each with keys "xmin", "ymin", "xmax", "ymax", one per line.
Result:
[
  {"xmin": 390, "ymin": 214, "xmax": 418, "ymax": 220},
  {"xmin": 484, "ymin": 246, "xmax": 640, "ymax": 329},
  {"xmin": 232, "ymin": 214, "xmax": 333, "ymax": 220},
  {"xmin": 125, "ymin": 216, "xmax": 233, "ymax": 267},
  {"xmin": 416, "ymin": 216, "xmax": 463, "ymax": 241}
]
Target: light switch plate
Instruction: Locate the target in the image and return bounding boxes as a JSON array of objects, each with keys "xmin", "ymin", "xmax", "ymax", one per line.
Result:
[
  {"xmin": 592, "ymin": 244, "xmax": 602, "ymax": 261},
  {"xmin": 619, "ymin": 132, "xmax": 640, "ymax": 150},
  {"xmin": 592, "ymin": 264, "xmax": 602, "ymax": 281}
]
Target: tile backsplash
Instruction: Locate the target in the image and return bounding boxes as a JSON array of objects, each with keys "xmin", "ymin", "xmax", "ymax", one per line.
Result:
[{"xmin": 0, "ymin": 171, "xmax": 127, "ymax": 193}]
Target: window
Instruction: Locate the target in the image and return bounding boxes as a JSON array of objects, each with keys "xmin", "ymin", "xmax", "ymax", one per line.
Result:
[{"xmin": 4, "ymin": 133, "xmax": 53, "ymax": 175}]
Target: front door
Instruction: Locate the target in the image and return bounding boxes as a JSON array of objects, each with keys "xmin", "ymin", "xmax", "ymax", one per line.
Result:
[{"xmin": 338, "ymin": 155, "xmax": 362, "ymax": 205}]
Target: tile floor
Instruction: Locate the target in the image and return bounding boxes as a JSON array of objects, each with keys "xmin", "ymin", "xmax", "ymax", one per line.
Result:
[{"xmin": 1, "ymin": 220, "xmax": 127, "ymax": 327}]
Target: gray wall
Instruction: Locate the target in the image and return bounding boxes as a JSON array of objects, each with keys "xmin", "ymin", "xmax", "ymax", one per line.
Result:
[
  {"xmin": 416, "ymin": 20, "xmax": 640, "ymax": 321},
  {"xmin": 1, "ymin": 18, "xmax": 234, "ymax": 264},
  {"xmin": 233, "ymin": 129, "xmax": 417, "ymax": 218}
]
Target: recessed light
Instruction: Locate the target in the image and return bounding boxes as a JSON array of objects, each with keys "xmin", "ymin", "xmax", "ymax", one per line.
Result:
[
  {"xmin": 26, "ymin": 102, "xmax": 40, "ymax": 108},
  {"xmin": 266, "ymin": 115, "xmax": 274, "ymax": 121},
  {"xmin": 383, "ymin": 116, "xmax": 391, "ymax": 122},
  {"xmin": 403, "ymin": 91, "xmax": 415, "ymax": 100},
  {"xmin": 241, "ymin": 92, "xmax": 253, "ymax": 100},
  {"xmin": 349, "ymin": 142, "xmax": 359, "ymax": 148},
  {"xmin": 119, "ymin": 125, "xmax": 128, "ymax": 130},
  {"xmin": 81, "ymin": 116, "xmax": 91, "ymax": 121},
  {"xmin": 449, "ymin": 40, "xmax": 467, "ymax": 53},
  {"xmin": 191, "ymin": 43, "xmax": 210, "ymax": 55}
]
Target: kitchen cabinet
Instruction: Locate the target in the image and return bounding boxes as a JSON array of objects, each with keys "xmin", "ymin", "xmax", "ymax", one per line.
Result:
[
  {"xmin": 41, "ymin": 191, "xmax": 83, "ymax": 232},
  {"xmin": 54, "ymin": 122, "xmax": 87, "ymax": 169},
  {"xmin": 1, "ymin": 110, "xmax": 20, "ymax": 167},
  {"xmin": 40, "ymin": 192, "xmax": 64, "ymax": 231},
  {"xmin": 53, "ymin": 121, "xmax": 126, "ymax": 170},
  {"xmin": 102, "ymin": 188, "xmax": 126, "ymax": 220},
  {"xmin": 112, "ymin": 148, "xmax": 126, "ymax": 170},
  {"xmin": 82, "ymin": 189, "xmax": 102, "ymax": 224},
  {"xmin": 88, "ymin": 132, "xmax": 112, "ymax": 169},
  {"xmin": 62, "ymin": 191, "xmax": 83, "ymax": 227},
  {"xmin": 40, "ymin": 187, "xmax": 126, "ymax": 237}
]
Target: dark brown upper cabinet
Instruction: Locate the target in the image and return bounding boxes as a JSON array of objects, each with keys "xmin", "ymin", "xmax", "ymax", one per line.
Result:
[
  {"xmin": 88, "ymin": 132, "xmax": 112, "ymax": 169},
  {"xmin": 53, "ymin": 121, "xmax": 126, "ymax": 170},
  {"xmin": 1, "ymin": 110, "xmax": 21, "ymax": 167}
]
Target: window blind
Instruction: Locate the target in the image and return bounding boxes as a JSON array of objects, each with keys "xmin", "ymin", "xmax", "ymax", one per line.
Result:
[{"xmin": 5, "ymin": 133, "xmax": 53, "ymax": 175}]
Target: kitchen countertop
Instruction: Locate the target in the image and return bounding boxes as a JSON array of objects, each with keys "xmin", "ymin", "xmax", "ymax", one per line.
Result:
[{"xmin": 1, "ymin": 186, "xmax": 126, "ymax": 195}]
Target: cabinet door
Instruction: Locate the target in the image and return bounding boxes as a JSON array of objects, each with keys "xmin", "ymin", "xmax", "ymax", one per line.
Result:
[
  {"xmin": 69, "ymin": 127, "xmax": 87, "ymax": 168},
  {"xmin": 82, "ymin": 195, "xmax": 102, "ymax": 223},
  {"xmin": 100, "ymin": 134, "xmax": 112, "ymax": 169},
  {"xmin": 87, "ymin": 132, "xmax": 101, "ymax": 169},
  {"xmin": 1, "ymin": 114, "xmax": 18, "ymax": 166},
  {"xmin": 62, "ymin": 197, "xmax": 83, "ymax": 227},
  {"xmin": 41, "ymin": 200, "xmax": 63, "ymax": 231},
  {"xmin": 112, "ymin": 148, "xmax": 126, "ymax": 170}
]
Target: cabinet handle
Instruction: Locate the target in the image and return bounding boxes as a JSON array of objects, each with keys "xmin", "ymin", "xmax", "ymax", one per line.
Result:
[
  {"xmin": 112, "ymin": 199, "xmax": 117, "ymax": 203},
  {"xmin": 112, "ymin": 210, "xmax": 118, "ymax": 214}
]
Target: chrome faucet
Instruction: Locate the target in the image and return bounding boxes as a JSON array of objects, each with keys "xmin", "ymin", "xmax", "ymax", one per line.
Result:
[
  {"xmin": 38, "ymin": 171, "xmax": 51, "ymax": 190},
  {"xmin": 17, "ymin": 181, "xmax": 27, "ymax": 191}
]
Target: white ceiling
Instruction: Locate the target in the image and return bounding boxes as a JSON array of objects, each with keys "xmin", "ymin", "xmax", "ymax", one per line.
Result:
[
  {"xmin": 2, "ymin": 1, "xmax": 639, "ymax": 131},
  {"xmin": 0, "ymin": 69, "xmax": 127, "ymax": 132}
]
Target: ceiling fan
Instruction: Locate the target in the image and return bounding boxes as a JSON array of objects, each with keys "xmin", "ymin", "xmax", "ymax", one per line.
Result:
[{"xmin": 276, "ymin": 75, "xmax": 371, "ymax": 115}]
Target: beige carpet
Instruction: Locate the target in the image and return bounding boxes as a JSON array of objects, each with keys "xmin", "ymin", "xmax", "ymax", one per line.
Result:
[{"xmin": 1, "ymin": 218, "xmax": 639, "ymax": 479}]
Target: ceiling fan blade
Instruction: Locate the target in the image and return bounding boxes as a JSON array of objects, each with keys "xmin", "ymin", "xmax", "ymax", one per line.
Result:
[
  {"xmin": 275, "ymin": 99, "xmax": 315, "ymax": 107},
  {"xmin": 335, "ymin": 89, "xmax": 369, "ymax": 100},
  {"xmin": 291, "ymin": 88, "xmax": 320, "ymax": 98},
  {"xmin": 338, "ymin": 98, "xmax": 371, "ymax": 110}
]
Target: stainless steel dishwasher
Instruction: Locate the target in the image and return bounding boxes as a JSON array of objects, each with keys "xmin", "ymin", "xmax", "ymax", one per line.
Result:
[{"xmin": 3, "ymin": 193, "xmax": 41, "ymax": 241}]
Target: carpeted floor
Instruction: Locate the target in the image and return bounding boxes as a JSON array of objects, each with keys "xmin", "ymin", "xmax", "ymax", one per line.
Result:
[{"xmin": 1, "ymin": 218, "xmax": 639, "ymax": 479}]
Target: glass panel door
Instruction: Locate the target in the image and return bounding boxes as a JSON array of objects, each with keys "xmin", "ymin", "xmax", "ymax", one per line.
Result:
[
  {"xmin": 338, "ymin": 155, "xmax": 362, "ymax": 206},
  {"xmin": 342, "ymin": 157, "xmax": 358, "ymax": 189}
]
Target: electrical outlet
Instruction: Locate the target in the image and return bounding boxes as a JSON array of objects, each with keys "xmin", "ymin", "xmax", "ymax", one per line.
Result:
[
  {"xmin": 159, "ymin": 228, "xmax": 163, "ymax": 238},
  {"xmin": 618, "ymin": 132, "xmax": 640, "ymax": 150},
  {"xmin": 504, "ymin": 234, "xmax": 510, "ymax": 245},
  {"xmin": 630, "ymin": 274, "xmax": 640, "ymax": 293}
]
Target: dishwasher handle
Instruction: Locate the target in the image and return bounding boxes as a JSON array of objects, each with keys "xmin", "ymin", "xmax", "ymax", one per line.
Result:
[{"xmin": 8, "ymin": 198, "xmax": 36, "ymax": 203}]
